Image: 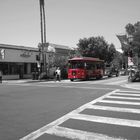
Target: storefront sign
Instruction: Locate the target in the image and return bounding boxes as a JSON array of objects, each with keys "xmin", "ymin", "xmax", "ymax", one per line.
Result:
[
  {"xmin": 0, "ymin": 49, "xmax": 5, "ymax": 59},
  {"xmin": 20, "ymin": 50, "xmax": 32, "ymax": 57}
]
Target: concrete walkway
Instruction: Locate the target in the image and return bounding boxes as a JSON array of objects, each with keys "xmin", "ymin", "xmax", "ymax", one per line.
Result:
[
  {"xmin": 3, "ymin": 79, "xmax": 52, "ymax": 84},
  {"xmin": 3, "ymin": 79, "xmax": 69, "ymax": 84}
]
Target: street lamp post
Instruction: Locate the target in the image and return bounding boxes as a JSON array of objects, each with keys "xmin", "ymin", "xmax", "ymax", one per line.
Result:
[{"xmin": 39, "ymin": 0, "xmax": 47, "ymax": 73}]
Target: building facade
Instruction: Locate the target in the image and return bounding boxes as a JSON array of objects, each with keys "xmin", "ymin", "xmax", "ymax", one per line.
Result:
[{"xmin": 0, "ymin": 43, "xmax": 73, "ymax": 80}]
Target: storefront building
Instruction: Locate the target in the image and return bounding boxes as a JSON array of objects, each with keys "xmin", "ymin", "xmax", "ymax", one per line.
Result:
[
  {"xmin": 0, "ymin": 43, "xmax": 73, "ymax": 80},
  {"xmin": 0, "ymin": 44, "xmax": 38, "ymax": 79}
]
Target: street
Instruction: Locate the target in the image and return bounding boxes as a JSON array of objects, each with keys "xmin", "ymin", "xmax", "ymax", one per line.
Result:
[{"xmin": 0, "ymin": 76, "xmax": 140, "ymax": 140}]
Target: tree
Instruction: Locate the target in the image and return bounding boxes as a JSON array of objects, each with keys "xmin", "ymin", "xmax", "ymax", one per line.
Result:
[
  {"xmin": 77, "ymin": 36, "xmax": 116, "ymax": 63},
  {"xmin": 125, "ymin": 21, "xmax": 140, "ymax": 56},
  {"xmin": 118, "ymin": 21, "xmax": 140, "ymax": 67},
  {"xmin": 132, "ymin": 26, "xmax": 140, "ymax": 57},
  {"xmin": 107, "ymin": 43, "xmax": 116, "ymax": 63},
  {"xmin": 125, "ymin": 23, "xmax": 135, "ymax": 35},
  {"xmin": 112, "ymin": 51, "xmax": 123, "ymax": 68}
]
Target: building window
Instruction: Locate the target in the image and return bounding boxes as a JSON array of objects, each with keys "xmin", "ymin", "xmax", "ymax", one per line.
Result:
[
  {"xmin": 31, "ymin": 63, "xmax": 37, "ymax": 72},
  {"xmin": 9, "ymin": 63, "xmax": 19, "ymax": 75},
  {"xmin": 24, "ymin": 63, "xmax": 27, "ymax": 74},
  {"xmin": 0, "ymin": 62, "xmax": 8, "ymax": 75}
]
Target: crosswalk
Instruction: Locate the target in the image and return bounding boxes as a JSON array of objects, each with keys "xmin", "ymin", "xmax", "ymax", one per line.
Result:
[{"xmin": 20, "ymin": 89, "xmax": 140, "ymax": 140}]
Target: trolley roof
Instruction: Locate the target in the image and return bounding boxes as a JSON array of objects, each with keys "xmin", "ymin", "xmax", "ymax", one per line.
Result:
[{"xmin": 68, "ymin": 57, "xmax": 104, "ymax": 62}]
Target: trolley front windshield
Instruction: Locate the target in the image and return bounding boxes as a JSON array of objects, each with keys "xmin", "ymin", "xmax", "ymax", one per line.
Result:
[{"xmin": 68, "ymin": 61, "xmax": 85, "ymax": 69}]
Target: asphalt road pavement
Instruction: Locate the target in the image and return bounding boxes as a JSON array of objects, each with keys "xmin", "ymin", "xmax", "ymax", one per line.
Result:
[{"xmin": 0, "ymin": 76, "xmax": 140, "ymax": 140}]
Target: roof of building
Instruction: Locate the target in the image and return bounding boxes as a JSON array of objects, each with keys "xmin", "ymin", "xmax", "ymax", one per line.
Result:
[
  {"xmin": 0, "ymin": 44, "xmax": 38, "ymax": 51},
  {"xmin": 0, "ymin": 43, "xmax": 73, "ymax": 51}
]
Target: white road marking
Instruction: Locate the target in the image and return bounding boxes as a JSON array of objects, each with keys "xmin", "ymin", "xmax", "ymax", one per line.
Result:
[
  {"xmin": 46, "ymin": 125, "xmax": 124, "ymax": 140},
  {"xmin": 114, "ymin": 90, "xmax": 140, "ymax": 93},
  {"xmin": 107, "ymin": 95, "xmax": 140, "ymax": 100},
  {"xmin": 71, "ymin": 113, "xmax": 140, "ymax": 128},
  {"xmin": 112, "ymin": 93, "xmax": 140, "ymax": 96},
  {"xmin": 100, "ymin": 100, "xmax": 140, "ymax": 105},
  {"xmin": 87, "ymin": 104, "xmax": 140, "ymax": 114}
]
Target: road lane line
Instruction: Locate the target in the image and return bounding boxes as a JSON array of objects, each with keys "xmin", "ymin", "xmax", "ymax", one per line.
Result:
[
  {"xmin": 46, "ymin": 125, "xmax": 124, "ymax": 140},
  {"xmin": 71, "ymin": 113, "xmax": 140, "ymax": 127},
  {"xmin": 87, "ymin": 105, "xmax": 140, "ymax": 114},
  {"xmin": 100, "ymin": 100, "xmax": 140, "ymax": 105}
]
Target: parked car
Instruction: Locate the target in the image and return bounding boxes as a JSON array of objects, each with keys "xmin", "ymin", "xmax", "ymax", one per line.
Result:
[
  {"xmin": 120, "ymin": 68, "xmax": 127, "ymax": 76},
  {"xmin": 104, "ymin": 64, "xmax": 119, "ymax": 77},
  {"xmin": 128, "ymin": 66, "xmax": 140, "ymax": 82}
]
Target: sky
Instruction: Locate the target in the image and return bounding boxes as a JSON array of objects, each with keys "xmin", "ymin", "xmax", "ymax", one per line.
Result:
[{"xmin": 0, "ymin": 0, "xmax": 140, "ymax": 51}]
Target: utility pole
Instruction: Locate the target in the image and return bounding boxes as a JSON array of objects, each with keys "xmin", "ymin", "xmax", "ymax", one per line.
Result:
[{"xmin": 39, "ymin": 0, "xmax": 47, "ymax": 73}]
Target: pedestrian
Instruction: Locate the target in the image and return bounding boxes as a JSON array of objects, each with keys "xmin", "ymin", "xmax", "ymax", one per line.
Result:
[
  {"xmin": 0, "ymin": 70, "xmax": 2, "ymax": 83},
  {"xmin": 55, "ymin": 67, "xmax": 61, "ymax": 81}
]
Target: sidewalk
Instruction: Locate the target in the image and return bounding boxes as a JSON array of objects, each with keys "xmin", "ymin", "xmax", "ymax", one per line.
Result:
[
  {"xmin": 3, "ymin": 79, "xmax": 53, "ymax": 84},
  {"xmin": 124, "ymin": 82, "xmax": 140, "ymax": 90},
  {"xmin": 3, "ymin": 79, "xmax": 69, "ymax": 84}
]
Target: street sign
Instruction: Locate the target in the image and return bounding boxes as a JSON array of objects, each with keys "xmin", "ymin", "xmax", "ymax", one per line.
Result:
[{"xmin": 128, "ymin": 57, "xmax": 134, "ymax": 66}]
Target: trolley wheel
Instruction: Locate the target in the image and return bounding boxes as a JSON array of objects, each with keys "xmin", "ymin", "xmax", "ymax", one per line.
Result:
[{"xmin": 70, "ymin": 79, "xmax": 74, "ymax": 81}]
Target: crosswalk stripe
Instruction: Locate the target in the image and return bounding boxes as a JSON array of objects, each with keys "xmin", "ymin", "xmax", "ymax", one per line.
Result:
[
  {"xmin": 100, "ymin": 100, "xmax": 140, "ymax": 105},
  {"xmin": 71, "ymin": 113, "xmax": 140, "ymax": 127},
  {"xmin": 46, "ymin": 125, "xmax": 124, "ymax": 140},
  {"xmin": 112, "ymin": 93, "xmax": 140, "ymax": 97},
  {"xmin": 107, "ymin": 95, "xmax": 140, "ymax": 100},
  {"xmin": 116, "ymin": 90, "xmax": 140, "ymax": 93},
  {"xmin": 87, "ymin": 105, "xmax": 140, "ymax": 114}
]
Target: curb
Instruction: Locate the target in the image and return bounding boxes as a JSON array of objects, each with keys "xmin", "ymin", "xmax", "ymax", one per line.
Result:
[{"xmin": 3, "ymin": 79, "xmax": 70, "ymax": 84}]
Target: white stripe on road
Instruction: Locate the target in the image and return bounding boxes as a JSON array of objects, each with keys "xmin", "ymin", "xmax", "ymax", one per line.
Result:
[
  {"xmin": 87, "ymin": 104, "xmax": 140, "ymax": 114},
  {"xmin": 100, "ymin": 100, "xmax": 140, "ymax": 105},
  {"xmin": 71, "ymin": 113, "xmax": 140, "ymax": 128},
  {"xmin": 115, "ymin": 90, "xmax": 140, "ymax": 93},
  {"xmin": 107, "ymin": 95, "xmax": 140, "ymax": 100},
  {"xmin": 46, "ymin": 125, "xmax": 124, "ymax": 140},
  {"xmin": 112, "ymin": 93, "xmax": 140, "ymax": 97}
]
